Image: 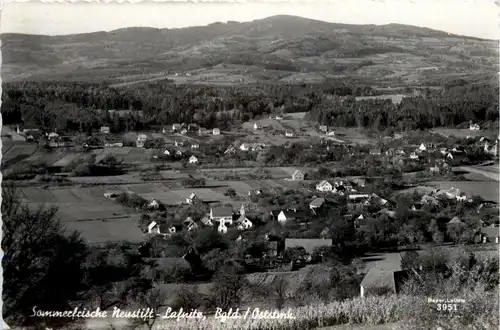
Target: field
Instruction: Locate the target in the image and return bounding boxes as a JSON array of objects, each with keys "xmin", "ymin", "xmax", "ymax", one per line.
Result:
[
  {"xmin": 355, "ymin": 94, "xmax": 408, "ymax": 105},
  {"xmin": 427, "ymin": 180, "xmax": 499, "ymax": 202},
  {"xmin": 430, "ymin": 128, "xmax": 495, "ymax": 138},
  {"xmin": 2, "ymin": 142, "xmax": 37, "ymax": 166}
]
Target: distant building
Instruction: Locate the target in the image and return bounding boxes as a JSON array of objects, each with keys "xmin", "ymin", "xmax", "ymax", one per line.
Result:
[
  {"xmin": 189, "ymin": 156, "xmax": 199, "ymax": 164},
  {"xmin": 172, "ymin": 123, "xmax": 182, "ymax": 131},
  {"xmin": 218, "ymin": 222, "xmax": 228, "ymax": 234},
  {"xmin": 309, "ymin": 198, "xmax": 325, "ymax": 213},
  {"xmin": 418, "ymin": 143, "xmax": 427, "ymax": 152},
  {"xmin": 240, "ymin": 143, "xmax": 250, "ymax": 151},
  {"xmin": 185, "ymin": 193, "xmax": 197, "ymax": 205},
  {"xmin": 291, "ymin": 170, "xmax": 305, "ymax": 181},
  {"xmin": 319, "ymin": 125, "xmax": 328, "ymax": 132},
  {"xmin": 100, "ymin": 126, "xmax": 110, "ymax": 134},
  {"xmin": 369, "ymin": 148, "xmax": 382, "ymax": 155},
  {"xmin": 253, "ymin": 123, "xmax": 261, "ymax": 130},
  {"xmin": 326, "ymin": 130, "xmax": 336, "ymax": 136},
  {"xmin": 316, "ymin": 180, "xmax": 333, "ymax": 192},
  {"xmin": 191, "ymin": 143, "xmax": 200, "ymax": 149},
  {"xmin": 136, "ymin": 134, "xmax": 148, "ymax": 148},
  {"xmin": 180, "ymin": 129, "xmax": 188, "ymax": 135},
  {"xmin": 480, "ymin": 226, "xmax": 500, "ymax": 244},
  {"xmin": 213, "ymin": 128, "xmax": 221, "ymax": 136},
  {"xmin": 470, "ymin": 123, "xmax": 481, "ymax": 131},
  {"xmin": 210, "ymin": 207, "xmax": 234, "ymax": 225},
  {"xmin": 148, "ymin": 199, "xmax": 160, "ymax": 210}
]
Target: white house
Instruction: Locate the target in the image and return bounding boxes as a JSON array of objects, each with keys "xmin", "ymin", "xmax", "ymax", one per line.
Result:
[
  {"xmin": 285, "ymin": 131, "xmax": 294, "ymax": 137},
  {"xmin": 172, "ymin": 123, "xmax": 182, "ymax": 131},
  {"xmin": 470, "ymin": 123, "xmax": 480, "ymax": 131},
  {"xmin": 191, "ymin": 143, "xmax": 200, "ymax": 149},
  {"xmin": 148, "ymin": 221, "xmax": 159, "ymax": 234},
  {"xmin": 163, "ymin": 149, "xmax": 171, "ymax": 156},
  {"xmin": 277, "ymin": 210, "xmax": 296, "ymax": 223},
  {"xmin": 409, "ymin": 152, "xmax": 419, "ymax": 160},
  {"xmin": 148, "ymin": 199, "xmax": 160, "ymax": 210},
  {"xmin": 185, "ymin": 193, "xmax": 197, "ymax": 205},
  {"xmin": 326, "ymin": 130, "xmax": 335, "ymax": 136},
  {"xmin": 201, "ymin": 216, "xmax": 213, "ymax": 227},
  {"xmin": 189, "ymin": 156, "xmax": 199, "ymax": 164},
  {"xmin": 100, "ymin": 126, "xmax": 110, "ymax": 134},
  {"xmin": 253, "ymin": 123, "xmax": 261, "ymax": 130},
  {"xmin": 213, "ymin": 128, "xmax": 221, "ymax": 135},
  {"xmin": 292, "ymin": 170, "xmax": 305, "ymax": 181},
  {"xmin": 319, "ymin": 125, "xmax": 328, "ymax": 132},
  {"xmin": 180, "ymin": 129, "xmax": 188, "ymax": 135},
  {"xmin": 240, "ymin": 144, "xmax": 250, "ymax": 151},
  {"xmin": 316, "ymin": 180, "xmax": 333, "ymax": 192},
  {"xmin": 210, "ymin": 207, "xmax": 234, "ymax": 225},
  {"xmin": 175, "ymin": 150, "xmax": 183, "ymax": 156},
  {"xmin": 218, "ymin": 222, "xmax": 228, "ymax": 234},
  {"xmin": 418, "ymin": 143, "xmax": 427, "ymax": 152}
]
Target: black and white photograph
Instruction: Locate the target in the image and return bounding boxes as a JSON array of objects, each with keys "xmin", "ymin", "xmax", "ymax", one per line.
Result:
[{"xmin": 1, "ymin": 0, "xmax": 499, "ymax": 329}]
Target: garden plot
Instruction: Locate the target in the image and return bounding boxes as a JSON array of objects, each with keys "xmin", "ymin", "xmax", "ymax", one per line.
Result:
[
  {"xmin": 127, "ymin": 183, "xmax": 170, "ymax": 195},
  {"xmin": 21, "ymin": 187, "xmax": 58, "ymax": 203},
  {"xmin": 48, "ymin": 188, "xmax": 82, "ymax": 203},
  {"xmin": 52, "ymin": 202, "xmax": 129, "ymax": 222},
  {"xmin": 51, "ymin": 153, "xmax": 85, "ymax": 167}
]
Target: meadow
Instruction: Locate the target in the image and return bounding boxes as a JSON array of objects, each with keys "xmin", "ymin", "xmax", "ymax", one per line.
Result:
[{"xmin": 428, "ymin": 180, "xmax": 499, "ymax": 203}]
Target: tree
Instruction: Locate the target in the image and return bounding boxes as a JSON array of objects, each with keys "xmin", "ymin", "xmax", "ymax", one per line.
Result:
[
  {"xmin": 2, "ymin": 184, "xmax": 88, "ymax": 328},
  {"xmin": 400, "ymin": 251, "xmax": 421, "ymax": 270},
  {"xmin": 273, "ymin": 277, "xmax": 290, "ymax": 310},
  {"xmin": 208, "ymin": 264, "xmax": 248, "ymax": 311},
  {"xmin": 127, "ymin": 285, "xmax": 167, "ymax": 330},
  {"xmin": 173, "ymin": 284, "xmax": 203, "ymax": 310}
]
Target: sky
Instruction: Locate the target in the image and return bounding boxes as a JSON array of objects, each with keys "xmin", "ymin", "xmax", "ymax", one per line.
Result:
[{"xmin": 1, "ymin": 0, "xmax": 499, "ymax": 39}]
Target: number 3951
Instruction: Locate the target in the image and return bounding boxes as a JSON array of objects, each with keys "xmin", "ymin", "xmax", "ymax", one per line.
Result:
[{"xmin": 437, "ymin": 304, "xmax": 457, "ymax": 311}]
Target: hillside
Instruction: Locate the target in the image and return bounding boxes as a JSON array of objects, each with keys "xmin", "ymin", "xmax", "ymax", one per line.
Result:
[{"xmin": 2, "ymin": 15, "xmax": 498, "ymax": 85}]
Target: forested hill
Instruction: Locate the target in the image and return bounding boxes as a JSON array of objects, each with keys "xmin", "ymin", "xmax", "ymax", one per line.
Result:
[
  {"xmin": 2, "ymin": 15, "xmax": 498, "ymax": 83},
  {"xmin": 2, "ymin": 79, "xmax": 498, "ymax": 133}
]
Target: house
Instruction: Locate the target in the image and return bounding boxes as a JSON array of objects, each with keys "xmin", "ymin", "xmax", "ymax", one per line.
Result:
[
  {"xmin": 191, "ymin": 143, "xmax": 200, "ymax": 149},
  {"xmin": 175, "ymin": 150, "xmax": 183, "ymax": 157},
  {"xmin": 210, "ymin": 207, "xmax": 234, "ymax": 224},
  {"xmin": 351, "ymin": 178, "xmax": 366, "ymax": 188},
  {"xmin": 480, "ymin": 226, "xmax": 500, "ymax": 244},
  {"xmin": 189, "ymin": 156, "xmax": 199, "ymax": 164},
  {"xmin": 456, "ymin": 193, "xmax": 467, "ymax": 202},
  {"xmin": 213, "ymin": 128, "xmax": 221, "ymax": 135},
  {"xmin": 470, "ymin": 123, "xmax": 480, "ymax": 131},
  {"xmin": 185, "ymin": 193, "xmax": 197, "ymax": 205},
  {"xmin": 48, "ymin": 132, "xmax": 60, "ymax": 140},
  {"xmin": 319, "ymin": 125, "xmax": 328, "ymax": 132},
  {"xmin": 360, "ymin": 269, "xmax": 410, "ymax": 297},
  {"xmin": 309, "ymin": 198, "xmax": 325, "ymax": 213},
  {"xmin": 348, "ymin": 194, "xmax": 371, "ymax": 202},
  {"xmin": 277, "ymin": 210, "xmax": 298, "ymax": 223},
  {"xmin": 326, "ymin": 130, "xmax": 336, "ymax": 136},
  {"xmin": 237, "ymin": 217, "xmax": 253, "ymax": 230},
  {"xmin": 253, "ymin": 123, "xmax": 261, "ymax": 130},
  {"xmin": 418, "ymin": 143, "xmax": 427, "ymax": 152},
  {"xmin": 183, "ymin": 217, "xmax": 198, "ymax": 232},
  {"xmin": 172, "ymin": 123, "xmax": 182, "ymax": 131},
  {"xmin": 285, "ymin": 131, "xmax": 294, "ymax": 137},
  {"xmin": 163, "ymin": 149, "xmax": 171, "ymax": 156},
  {"xmin": 448, "ymin": 216, "xmax": 464, "ymax": 226},
  {"xmin": 224, "ymin": 146, "xmax": 236, "ymax": 155},
  {"xmin": 100, "ymin": 126, "xmax": 110, "ymax": 134},
  {"xmin": 200, "ymin": 216, "xmax": 213, "ymax": 227},
  {"xmin": 104, "ymin": 191, "xmax": 122, "ymax": 199},
  {"xmin": 429, "ymin": 165, "xmax": 440, "ymax": 174},
  {"xmin": 136, "ymin": 134, "xmax": 148, "ymax": 148},
  {"xmin": 147, "ymin": 222, "xmax": 172, "ymax": 235},
  {"xmin": 446, "ymin": 152, "xmax": 454, "ymax": 160},
  {"xmin": 291, "ymin": 170, "xmax": 305, "ymax": 181},
  {"xmin": 240, "ymin": 143, "xmax": 250, "ymax": 151},
  {"xmin": 180, "ymin": 129, "xmax": 188, "ymax": 135},
  {"xmin": 369, "ymin": 148, "xmax": 382, "ymax": 156},
  {"xmin": 198, "ymin": 127, "xmax": 209, "ymax": 135},
  {"xmin": 188, "ymin": 123, "xmax": 199, "ymax": 131},
  {"xmin": 174, "ymin": 140, "xmax": 185, "ymax": 147},
  {"xmin": 316, "ymin": 180, "xmax": 333, "ymax": 192},
  {"xmin": 284, "ymin": 238, "xmax": 333, "ymax": 255},
  {"xmin": 409, "ymin": 152, "xmax": 419, "ymax": 160},
  {"xmin": 218, "ymin": 222, "xmax": 228, "ymax": 234},
  {"xmin": 148, "ymin": 199, "xmax": 160, "ymax": 210},
  {"xmin": 484, "ymin": 141, "xmax": 499, "ymax": 157}
]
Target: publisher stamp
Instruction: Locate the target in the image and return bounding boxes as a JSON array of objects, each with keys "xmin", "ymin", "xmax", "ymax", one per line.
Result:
[{"xmin": 427, "ymin": 298, "xmax": 466, "ymax": 314}]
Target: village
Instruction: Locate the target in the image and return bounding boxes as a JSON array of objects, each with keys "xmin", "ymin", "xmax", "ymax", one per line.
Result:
[{"xmin": 3, "ymin": 114, "xmax": 499, "ymax": 300}]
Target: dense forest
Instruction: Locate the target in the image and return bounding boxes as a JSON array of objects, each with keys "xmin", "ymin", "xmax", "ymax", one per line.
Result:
[{"xmin": 1, "ymin": 79, "xmax": 498, "ymax": 133}]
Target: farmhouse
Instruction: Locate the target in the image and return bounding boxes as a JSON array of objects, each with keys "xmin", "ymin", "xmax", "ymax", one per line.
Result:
[
  {"xmin": 470, "ymin": 123, "xmax": 480, "ymax": 131},
  {"xmin": 240, "ymin": 143, "xmax": 250, "ymax": 151},
  {"xmin": 360, "ymin": 269, "xmax": 410, "ymax": 297},
  {"xmin": 172, "ymin": 123, "xmax": 182, "ymax": 131},
  {"xmin": 253, "ymin": 123, "xmax": 261, "ymax": 130},
  {"xmin": 147, "ymin": 221, "xmax": 171, "ymax": 235},
  {"xmin": 148, "ymin": 199, "xmax": 160, "ymax": 210},
  {"xmin": 326, "ymin": 130, "xmax": 336, "ymax": 136},
  {"xmin": 418, "ymin": 143, "xmax": 427, "ymax": 152},
  {"xmin": 316, "ymin": 180, "xmax": 333, "ymax": 192},
  {"xmin": 309, "ymin": 198, "xmax": 325, "ymax": 213},
  {"xmin": 213, "ymin": 128, "xmax": 221, "ymax": 135},
  {"xmin": 185, "ymin": 193, "xmax": 198, "ymax": 205},
  {"xmin": 409, "ymin": 152, "xmax": 419, "ymax": 160},
  {"xmin": 191, "ymin": 143, "xmax": 200, "ymax": 149},
  {"xmin": 163, "ymin": 149, "xmax": 171, "ymax": 156},
  {"xmin": 189, "ymin": 156, "xmax": 199, "ymax": 164},
  {"xmin": 480, "ymin": 226, "xmax": 500, "ymax": 244},
  {"xmin": 277, "ymin": 210, "xmax": 298, "ymax": 223},
  {"xmin": 369, "ymin": 148, "xmax": 382, "ymax": 156},
  {"xmin": 319, "ymin": 125, "xmax": 328, "ymax": 132},
  {"xmin": 218, "ymin": 222, "xmax": 228, "ymax": 234},
  {"xmin": 291, "ymin": 170, "xmax": 305, "ymax": 181},
  {"xmin": 285, "ymin": 131, "xmax": 294, "ymax": 137},
  {"xmin": 284, "ymin": 238, "xmax": 333, "ymax": 255},
  {"xmin": 210, "ymin": 207, "xmax": 234, "ymax": 225},
  {"xmin": 100, "ymin": 126, "xmax": 110, "ymax": 134},
  {"xmin": 136, "ymin": 134, "xmax": 148, "ymax": 148}
]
